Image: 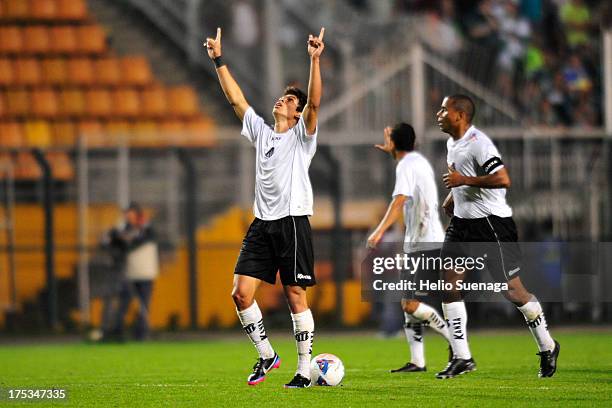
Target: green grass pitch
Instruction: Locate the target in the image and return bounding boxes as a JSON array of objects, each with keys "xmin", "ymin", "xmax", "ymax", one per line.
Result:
[{"xmin": 0, "ymin": 330, "xmax": 610, "ymax": 407}]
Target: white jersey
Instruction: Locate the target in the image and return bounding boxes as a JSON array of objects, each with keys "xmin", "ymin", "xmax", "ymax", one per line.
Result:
[
  {"xmin": 446, "ymin": 125, "xmax": 513, "ymax": 219},
  {"xmin": 241, "ymin": 107, "xmax": 317, "ymax": 221},
  {"xmin": 392, "ymin": 151, "xmax": 445, "ymax": 253}
]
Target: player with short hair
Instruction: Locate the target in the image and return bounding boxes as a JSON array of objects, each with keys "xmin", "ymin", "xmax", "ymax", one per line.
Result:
[
  {"xmin": 368, "ymin": 123, "xmax": 451, "ymax": 373},
  {"xmin": 436, "ymin": 94, "xmax": 560, "ymax": 379},
  {"xmin": 205, "ymin": 26, "xmax": 325, "ymax": 388}
]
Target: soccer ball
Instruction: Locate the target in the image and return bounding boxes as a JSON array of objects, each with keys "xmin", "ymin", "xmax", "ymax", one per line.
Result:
[{"xmin": 310, "ymin": 353, "xmax": 344, "ymax": 386}]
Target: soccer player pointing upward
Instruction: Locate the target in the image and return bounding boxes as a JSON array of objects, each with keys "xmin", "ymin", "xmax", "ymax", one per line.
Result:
[
  {"xmin": 436, "ymin": 95, "xmax": 560, "ymax": 379},
  {"xmin": 205, "ymin": 27, "xmax": 324, "ymax": 388}
]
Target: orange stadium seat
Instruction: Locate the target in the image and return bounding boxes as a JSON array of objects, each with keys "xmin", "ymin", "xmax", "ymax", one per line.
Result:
[
  {"xmin": 76, "ymin": 120, "xmax": 105, "ymax": 147},
  {"xmin": 59, "ymin": 89, "xmax": 85, "ymax": 116},
  {"xmin": 132, "ymin": 120, "xmax": 159, "ymax": 146},
  {"xmin": 105, "ymin": 120, "xmax": 131, "ymax": 134},
  {"xmin": 159, "ymin": 120, "xmax": 185, "ymax": 144},
  {"xmin": 57, "ymin": 0, "xmax": 87, "ymax": 21},
  {"xmin": 51, "ymin": 120, "xmax": 76, "ymax": 146},
  {"xmin": 4, "ymin": 0, "xmax": 29, "ymax": 19},
  {"xmin": 14, "ymin": 152, "xmax": 42, "ymax": 180},
  {"xmin": 94, "ymin": 57, "xmax": 121, "ymax": 86},
  {"xmin": 0, "ymin": 58, "xmax": 14, "ymax": 85},
  {"xmin": 85, "ymin": 89, "xmax": 112, "ymax": 117},
  {"xmin": 67, "ymin": 58, "xmax": 94, "ymax": 85},
  {"xmin": 167, "ymin": 86, "xmax": 199, "ymax": 117},
  {"xmin": 120, "ymin": 56, "xmax": 152, "ymax": 86},
  {"xmin": 186, "ymin": 117, "xmax": 214, "ymax": 146},
  {"xmin": 0, "ymin": 122, "xmax": 25, "ymax": 147},
  {"xmin": 14, "ymin": 58, "xmax": 42, "ymax": 85},
  {"xmin": 6, "ymin": 90, "xmax": 30, "ymax": 116},
  {"xmin": 50, "ymin": 26, "xmax": 77, "ymax": 54},
  {"xmin": 112, "ymin": 88, "xmax": 140, "ymax": 117},
  {"xmin": 31, "ymin": 88, "xmax": 59, "ymax": 117},
  {"xmin": 31, "ymin": 0, "xmax": 57, "ymax": 20},
  {"xmin": 141, "ymin": 87, "xmax": 167, "ymax": 117},
  {"xmin": 23, "ymin": 26, "xmax": 50, "ymax": 54},
  {"xmin": 77, "ymin": 26, "xmax": 106, "ymax": 54},
  {"xmin": 24, "ymin": 120, "xmax": 51, "ymax": 147},
  {"xmin": 0, "ymin": 26, "xmax": 23, "ymax": 53},
  {"xmin": 45, "ymin": 151, "xmax": 74, "ymax": 180},
  {"xmin": 41, "ymin": 57, "xmax": 67, "ymax": 84}
]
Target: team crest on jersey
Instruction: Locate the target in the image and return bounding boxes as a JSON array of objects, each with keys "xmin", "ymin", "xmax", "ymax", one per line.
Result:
[
  {"xmin": 468, "ymin": 133, "xmax": 478, "ymax": 142},
  {"xmin": 265, "ymin": 147, "xmax": 275, "ymax": 158}
]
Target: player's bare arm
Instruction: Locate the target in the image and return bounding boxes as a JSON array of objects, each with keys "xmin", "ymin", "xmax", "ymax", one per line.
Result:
[
  {"xmin": 367, "ymin": 195, "xmax": 406, "ymax": 249},
  {"xmin": 442, "ymin": 192, "xmax": 454, "ymax": 217},
  {"xmin": 204, "ymin": 28, "xmax": 250, "ymax": 121},
  {"xmin": 443, "ymin": 167, "xmax": 511, "ymax": 189},
  {"xmin": 302, "ymin": 27, "xmax": 325, "ymax": 135}
]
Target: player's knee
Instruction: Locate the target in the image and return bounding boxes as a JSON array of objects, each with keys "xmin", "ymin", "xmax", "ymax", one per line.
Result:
[
  {"xmin": 401, "ymin": 299, "xmax": 419, "ymax": 314},
  {"xmin": 231, "ymin": 288, "xmax": 253, "ymax": 310}
]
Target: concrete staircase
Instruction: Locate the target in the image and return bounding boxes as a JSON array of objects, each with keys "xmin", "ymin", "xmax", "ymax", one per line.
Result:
[{"xmin": 86, "ymin": 0, "xmax": 234, "ymax": 124}]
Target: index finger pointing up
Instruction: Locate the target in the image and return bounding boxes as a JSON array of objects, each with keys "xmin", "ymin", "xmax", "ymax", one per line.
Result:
[
  {"xmin": 216, "ymin": 27, "xmax": 221, "ymax": 41},
  {"xmin": 318, "ymin": 27, "xmax": 325, "ymax": 40}
]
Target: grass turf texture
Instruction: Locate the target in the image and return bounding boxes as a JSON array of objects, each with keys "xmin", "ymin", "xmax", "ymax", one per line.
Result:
[{"xmin": 0, "ymin": 331, "xmax": 610, "ymax": 407}]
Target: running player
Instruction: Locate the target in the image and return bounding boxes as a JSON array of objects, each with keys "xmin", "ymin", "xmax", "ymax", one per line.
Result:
[
  {"xmin": 436, "ymin": 94, "xmax": 560, "ymax": 379},
  {"xmin": 367, "ymin": 123, "xmax": 451, "ymax": 373},
  {"xmin": 204, "ymin": 27, "xmax": 325, "ymax": 388}
]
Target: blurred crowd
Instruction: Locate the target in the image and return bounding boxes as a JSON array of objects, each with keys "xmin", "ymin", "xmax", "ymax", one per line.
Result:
[{"xmin": 349, "ymin": 0, "xmax": 611, "ymax": 128}]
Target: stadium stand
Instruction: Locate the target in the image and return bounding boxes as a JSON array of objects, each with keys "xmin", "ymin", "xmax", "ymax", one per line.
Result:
[{"xmin": 0, "ymin": 0, "xmax": 215, "ymax": 176}]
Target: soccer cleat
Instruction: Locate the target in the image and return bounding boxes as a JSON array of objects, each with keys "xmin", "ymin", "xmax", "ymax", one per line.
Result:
[
  {"xmin": 537, "ymin": 339, "xmax": 560, "ymax": 378},
  {"xmin": 284, "ymin": 373, "xmax": 311, "ymax": 388},
  {"xmin": 247, "ymin": 353, "xmax": 280, "ymax": 386},
  {"xmin": 435, "ymin": 358, "xmax": 477, "ymax": 379},
  {"xmin": 390, "ymin": 362, "xmax": 426, "ymax": 373}
]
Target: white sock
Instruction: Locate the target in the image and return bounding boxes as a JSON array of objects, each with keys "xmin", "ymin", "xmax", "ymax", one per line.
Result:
[
  {"xmin": 237, "ymin": 301, "xmax": 275, "ymax": 359},
  {"xmin": 292, "ymin": 309, "xmax": 315, "ymax": 379},
  {"xmin": 403, "ymin": 313, "xmax": 425, "ymax": 367},
  {"xmin": 517, "ymin": 297, "xmax": 555, "ymax": 352},
  {"xmin": 442, "ymin": 301, "xmax": 472, "ymax": 359},
  {"xmin": 411, "ymin": 302, "xmax": 451, "ymax": 343}
]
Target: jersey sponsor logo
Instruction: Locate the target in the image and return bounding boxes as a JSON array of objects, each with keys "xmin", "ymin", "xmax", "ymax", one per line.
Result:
[
  {"xmin": 295, "ymin": 331, "xmax": 310, "ymax": 342},
  {"xmin": 297, "ymin": 273, "xmax": 311, "ymax": 280},
  {"xmin": 482, "ymin": 157, "xmax": 503, "ymax": 174},
  {"xmin": 265, "ymin": 147, "xmax": 275, "ymax": 158}
]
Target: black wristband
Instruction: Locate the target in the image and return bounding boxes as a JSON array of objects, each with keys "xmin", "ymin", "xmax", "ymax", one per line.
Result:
[{"xmin": 213, "ymin": 56, "xmax": 225, "ymax": 68}]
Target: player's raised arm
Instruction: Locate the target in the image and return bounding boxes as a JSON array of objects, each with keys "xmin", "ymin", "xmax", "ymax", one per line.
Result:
[
  {"xmin": 302, "ymin": 27, "xmax": 325, "ymax": 135},
  {"xmin": 204, "ymin": 28, "xmax": 250, "ymax": 121}
]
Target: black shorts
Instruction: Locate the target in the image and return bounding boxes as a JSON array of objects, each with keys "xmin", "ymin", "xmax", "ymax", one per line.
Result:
[
  {"xmin": 441, "ymin": 215, "xmax": 522, "ymax": 283},
  {"xmin": 400, "ymin": 248, "xmax": 442, "ymax": 300},
  {"xmin": 234, "ymin": 216, "xmax": 315, "ymax": 286}
]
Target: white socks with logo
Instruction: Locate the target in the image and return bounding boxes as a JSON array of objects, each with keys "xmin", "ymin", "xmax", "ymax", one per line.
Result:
[
  {"xmin": 292, "ymin": 309, "xmax": 315, "ymax": 379},
  {"xmin": 517, "ymin": 296, "xmax": 555, "ymax": 352},
  {"xmin": 237, "ymin": 301, "xmax": 275, "ymax": 360},
  {"xmin": 411, "ymin": 302, "xmax": 451, "ymax": 342},
  {"xmin": 403, "ymin": 313, "xmax": 425, "ymax": 367},
  {"xmin": 442, "ymin": 301, "xmax": 472, "ymax": 360}
]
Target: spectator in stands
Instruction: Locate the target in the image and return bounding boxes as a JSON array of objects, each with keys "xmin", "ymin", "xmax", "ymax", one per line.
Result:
[
  {"xmin": 546, "ymin": 71, "xmax": 574, "ymax": 126},
  {"xmin": 108, "ymin": 203, "xmax": 159, "ymax": 341},
  {"xmin": 418, "ymin": 0, "xmax": 463, "ymax": 56},
  {"xmin": 560, "ymin": 0, "xmax": 592, "ymax": 49},
  {"xmin": 496, "ymin": 0, "xmax": 531, "ymax": 73}
]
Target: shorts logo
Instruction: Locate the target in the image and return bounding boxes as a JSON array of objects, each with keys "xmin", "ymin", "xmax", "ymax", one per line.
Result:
[
  {"xmin": 508, "ymin": 267, "xmax": 520, "ymax": 276},
  {"xmin": 297, "ymin": 273, "xmax": 311, "ymax": 279},
  {"xmin": 265, "ymin": 147, "xmax": 275, "ymax": 158}
]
